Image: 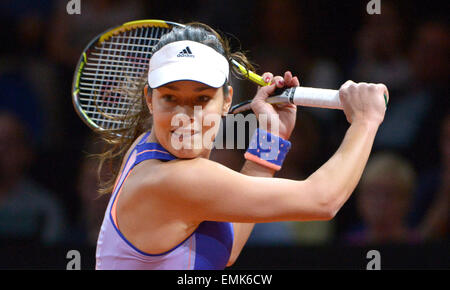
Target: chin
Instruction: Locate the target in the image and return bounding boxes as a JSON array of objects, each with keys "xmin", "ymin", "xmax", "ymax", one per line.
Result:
[{"xmin": 173, "ymin": 148, "xmax": 204, "ymax": 159}]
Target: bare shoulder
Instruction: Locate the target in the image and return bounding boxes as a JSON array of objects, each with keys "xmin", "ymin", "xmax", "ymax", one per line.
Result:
[
  {"xmin": 155, "ymin": 157, "xmax": 242, "ymax": 188},
  {"xmin": 138, "ymin": 157, "xmax": 225, "ymax": 192},
  {"xmin": 121, "ymin": 157, "xmax": 215, "ymax": 200},
  {"xmin": 130, "ymin": 156, "xmax": 241, "ymax": 209}
]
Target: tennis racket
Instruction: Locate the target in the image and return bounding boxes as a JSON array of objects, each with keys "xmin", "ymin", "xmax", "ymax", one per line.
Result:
[{"xmin": 72, "ymin": 19, "xmax": 381, "ymax": 133}]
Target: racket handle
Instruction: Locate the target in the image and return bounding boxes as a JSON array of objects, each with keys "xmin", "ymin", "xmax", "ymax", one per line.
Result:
[{"xmin": 267, "ymin": 87, "xmax": 343, "ymax": 110}]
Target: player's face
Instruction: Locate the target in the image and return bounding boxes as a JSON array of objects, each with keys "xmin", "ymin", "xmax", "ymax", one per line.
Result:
[{"xmin": 147, "ymin": 80, "xmax": 232, "ymax": 159}]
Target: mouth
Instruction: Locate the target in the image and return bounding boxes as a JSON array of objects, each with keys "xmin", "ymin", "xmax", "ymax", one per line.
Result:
[
  {"xmin": 170, "ymin": 128, "xmax": 200, "ymax": 137},
  {"xmin": 171, "ymin": 128, "xmax": 201, "ymax": 139}
]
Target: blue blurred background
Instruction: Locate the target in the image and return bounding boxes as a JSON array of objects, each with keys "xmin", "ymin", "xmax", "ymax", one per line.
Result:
[{"xmin": 0, "ymin": 0, "xmax": 448, "ymax": 269}]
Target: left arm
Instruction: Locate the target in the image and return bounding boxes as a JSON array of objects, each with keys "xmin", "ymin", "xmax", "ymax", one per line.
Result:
[
  {"xmin": 227, "ymin": 71, "xmax": 299, "ymax": 267},
  {"xmin": 227, "ymin": 160, "xmax": 276, "ymax": 267}
]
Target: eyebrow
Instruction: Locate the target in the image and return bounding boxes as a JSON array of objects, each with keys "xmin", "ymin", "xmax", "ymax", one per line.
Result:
[{"xmin": 163, "ymin": 84, "xmax": 216, "ymax": 92}]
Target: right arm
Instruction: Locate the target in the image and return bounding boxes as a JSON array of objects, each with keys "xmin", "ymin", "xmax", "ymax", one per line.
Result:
[
  {"xmin": 307, "ymin": 119, "xmax": 379, "ymax": 217},
  {"xmin": 156, "ymin": 119, "xmax": 378, "ymax": 223},
  {"xmin": 149, "ymin": 81, "xmax": 389, "ymax": 223}
]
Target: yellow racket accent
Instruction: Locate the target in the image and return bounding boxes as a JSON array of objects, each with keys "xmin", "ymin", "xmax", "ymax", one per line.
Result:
[
  {"xmin": 74, "ymin": 52, "xmax": 86, "ymax": 91},
  {"xmin": 123, "ymin": 19, "xmax": 172, "ymax": 28},
  {"xmin": 99, "ymin": 19, "xmax": 173, "ymax": 43},
  {"xmin": 231, "ymin": 59, "xmax": 268, "ymax": 87}
]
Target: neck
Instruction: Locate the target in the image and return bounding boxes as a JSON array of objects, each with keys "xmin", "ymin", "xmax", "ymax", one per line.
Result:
[{"xmin": 147, "ymin": 129, "xmax": 158, "ymax": 143}]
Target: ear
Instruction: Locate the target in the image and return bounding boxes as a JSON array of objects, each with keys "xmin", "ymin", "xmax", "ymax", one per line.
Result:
[
  {"xmin": 222, "ymin": 85, "xmax": 233, "ymax": 116},
  {"xmin": 144, "ymin": 84, "xmax": 153, "ymax": 115}
]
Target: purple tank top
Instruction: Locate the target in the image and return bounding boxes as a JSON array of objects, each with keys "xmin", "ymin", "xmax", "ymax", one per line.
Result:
[{"xmin": 95, "ymin": 131, "xmax": 234, "ymax": 270}]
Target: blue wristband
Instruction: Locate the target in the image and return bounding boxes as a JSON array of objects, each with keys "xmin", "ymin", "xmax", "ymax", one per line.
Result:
[{"xmin": 244, "ymin": 128, "xmax": 291, "ymax": 171}]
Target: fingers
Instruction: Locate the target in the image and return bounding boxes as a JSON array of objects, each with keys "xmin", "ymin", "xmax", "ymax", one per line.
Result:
[
  {"xmin": 255, "ymin": 71, "xmax": 300, "ymax": 102},
  {"xmin": 273, "ymin": 76, "xmax": 285, "ymax": 88},
  {"xmin": 261, "ymin": 71, "xmax": 300, "ymax": 87},
  {"xmin": 339, "ymin": 80, "xmax": 356, "ymax": 99},
  {"xmin": 254, "ymin": 82, "xmax": 277, "ymax": 102},
  {"xmin": 291, "ymin": 76, "xmax": 300, "ymax": 87},
  {"xmin": 256, "ymin": 72, "xmax": 277, "ymax": 101},
  {"xmin": 377, "ymin": 83, "xmax": 389, "ymax": 104},
  {"xmin": 261, "ymin": 72, "xmax": 274, "ymax": 84},
  {"xmin": 274, "ymin": 71, "xmax": 300, "ymax": 88},
  {"xmin": 340, "ymin": 80, "xmax": 357, "ymax": 91},
  {"xmin": 340, "ymin": 80, "xmax": 388, "ymax": 102},
  {"xmin": 282, "ymin": 71, "xmax": 300, "ymax": 88},
  {"xmin": 283, "ymin": 71, "xmax": 292, "ymax": 85}
]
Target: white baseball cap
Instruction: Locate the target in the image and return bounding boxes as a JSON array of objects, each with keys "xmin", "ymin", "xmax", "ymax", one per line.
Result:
[{"xmin": 147, "ymin": 40, "xmax": 229, "ymax": 89}]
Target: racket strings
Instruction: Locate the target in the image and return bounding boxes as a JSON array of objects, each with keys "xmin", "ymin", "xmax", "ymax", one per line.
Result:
[
  {"xmin": 83, "ymin": 67, "xmax": 147, "ymax": 75},
  {"xmin": 98, "ymin": 28, "xmax": 139, "ymax": 128},
  {"xmin": 78, "ymin": 25, "xmax": 170, "ymax": 130}
]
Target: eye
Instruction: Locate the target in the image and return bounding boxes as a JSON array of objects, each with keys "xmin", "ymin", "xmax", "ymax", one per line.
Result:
[
  {"xmin": 162, "ymin": 95, "xmax": 176, "ymax": 102},
  {"xmin": 196, "ymin": 95, "xmax": 211, "ymax": 103}
]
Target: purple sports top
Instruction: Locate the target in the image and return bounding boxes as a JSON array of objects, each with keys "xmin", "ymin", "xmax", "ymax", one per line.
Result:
[{"xmin": 95, "ymin": 131, "xmax": 234, "ymax": 270}]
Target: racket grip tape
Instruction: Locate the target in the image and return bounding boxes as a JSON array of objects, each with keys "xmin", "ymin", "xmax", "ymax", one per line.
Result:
[{"xmin": 269, "ymin": 87, "xmax": 389, "ymax": 110}]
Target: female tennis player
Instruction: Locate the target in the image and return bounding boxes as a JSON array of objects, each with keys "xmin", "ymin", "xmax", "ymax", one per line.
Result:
[{"xmin": 95, "ymin": 23, "xmax": 388, "ymax": 270}]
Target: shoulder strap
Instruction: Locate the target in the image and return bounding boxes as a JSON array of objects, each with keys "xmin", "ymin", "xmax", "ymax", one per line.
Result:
[
  {"xmin": 135, "ymin": 142, "xmax": 176, "ymax": 164},
  {"xmin": 138, "ymin": 131, "xmax": 152, "ymax": 145}
]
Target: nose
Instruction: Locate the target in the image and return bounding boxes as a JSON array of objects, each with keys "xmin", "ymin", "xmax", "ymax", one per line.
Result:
[
  {"xmin": 172, "ymin": 105, "xmax": 203, "ymax": 130},
  {"xmin": 173, "ymin": 107, "xmax": 194, "ymax": 127},
  {"xmin": 174, "ymin": 105, "xmax": 203, "ymax": 120},
  {"xmin": 176, "ymin": 104, "xmax": 193, "ymax": 116}
]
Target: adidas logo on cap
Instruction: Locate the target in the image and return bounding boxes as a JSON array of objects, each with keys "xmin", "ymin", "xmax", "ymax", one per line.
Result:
[{"xmin": 177, "ymin": 46, "xmax": 195, "ymax": 58}]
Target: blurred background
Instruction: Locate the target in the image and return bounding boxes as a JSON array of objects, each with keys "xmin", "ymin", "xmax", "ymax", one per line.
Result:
[{"xmin": 0, "ymin": 0, "xmax": 448, "ymax": 269}]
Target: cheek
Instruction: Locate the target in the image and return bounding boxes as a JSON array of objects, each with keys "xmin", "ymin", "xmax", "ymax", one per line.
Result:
[
  {"xmin": 152, "ymin": 108, "xmax": 174, "ymax": 127},
  {"xmin": 152, "ymin": 111, "xmax": 176, "ymax": 144},
  {"xmin": 200, "ymin": 112, "xmax": 222, "ymax": 139},
  {"xmin": 201, "ymin": 102, "xmax": 223, "ymax": 128}
]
